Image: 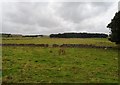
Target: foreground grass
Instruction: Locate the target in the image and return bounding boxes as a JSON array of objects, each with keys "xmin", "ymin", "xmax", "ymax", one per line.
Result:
[
  {"xmin": 2, "ymin": 46, "xmax": 118, "ymax": 83},
  {"xmin": 2, "ymin": 37, "xmax": 117, "ymax": 47}
]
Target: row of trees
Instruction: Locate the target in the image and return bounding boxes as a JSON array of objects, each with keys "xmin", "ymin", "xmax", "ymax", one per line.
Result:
[
  {"xmin": 1, "ymin": 33, "xmax": 21, "ymax": 37},
  {"xmin": 1, "ymin": 33, "xmax": 43, "ymax": 38},
  {"xmin": 22, "ymin": 35, "xmax": 43, "ymax": 37},
  {"xmin": 50, "ymin": 33, "xmax": 108, "ymax": 38}
]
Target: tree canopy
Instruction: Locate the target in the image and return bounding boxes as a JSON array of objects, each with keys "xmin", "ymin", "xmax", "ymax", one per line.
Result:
[
  {"xmin": 50, "ymin": 33, "xmax": 108, "ymax": 38},
  {"xmin": 107, "ymin": 11, "xmax": 120, "ymax": 44}
]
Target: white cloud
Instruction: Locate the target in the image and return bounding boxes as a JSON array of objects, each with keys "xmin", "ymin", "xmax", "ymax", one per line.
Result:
[
  {"xmin": 2, "ymin": 1, "xmax": 118, "ymax": 35},
  {"xmin": 0, "ymin": 1, "xmax": 2, "ymax": 33}
]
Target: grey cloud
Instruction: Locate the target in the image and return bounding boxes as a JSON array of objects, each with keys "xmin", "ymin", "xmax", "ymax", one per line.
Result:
[
  {"xmin": 2, "ymin": 2, "xmax": 117, "ymax": 35},
  {"xmin": 54, "ymin": 2, "xmax": 114, "ymax": 23}
]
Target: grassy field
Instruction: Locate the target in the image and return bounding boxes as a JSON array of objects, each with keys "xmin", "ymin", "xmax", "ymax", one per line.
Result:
[
  {"xmin": 1, "ymin": 37, "xmax": 119, "ymax": 83},
  {"xmin": 2, "ymin": 37, "xmax": 117, "ymax": 47}
]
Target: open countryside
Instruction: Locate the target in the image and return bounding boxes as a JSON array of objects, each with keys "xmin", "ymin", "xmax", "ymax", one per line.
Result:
[
  {"xmin": 1, "ymin": 1, "xmax": 120, "ymax": 84},
  {"xmin": 1, "ymin": 35, "xmax": 118, "ymax": 83}
]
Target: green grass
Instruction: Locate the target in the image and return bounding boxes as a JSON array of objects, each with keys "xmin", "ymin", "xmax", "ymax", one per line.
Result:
[
  {"xmin": 2, "ymin": 46, "xmax": 118, "ymax": 83},
  {"xmin": 2, "ymin": 37, "xmax": 117, "ymax": 47}
]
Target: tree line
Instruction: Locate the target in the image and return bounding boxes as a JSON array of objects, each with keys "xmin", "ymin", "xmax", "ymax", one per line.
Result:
[
  {"xmin": 50, "ymin": 33, "xmax": 108, "ymax": 38},
  {"xmin": 1, "ymin": 33, "xmax": 43, "ymax": 38}
]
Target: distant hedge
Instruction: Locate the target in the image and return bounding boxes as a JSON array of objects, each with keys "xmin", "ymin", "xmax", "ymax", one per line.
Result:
[
  {"xmin": 50, "ymin": 33, "xmax": 108, "ymax": 38},
  {"xmin": 1, "ymin": 33, "xmax": 43, "ymax": 37}
]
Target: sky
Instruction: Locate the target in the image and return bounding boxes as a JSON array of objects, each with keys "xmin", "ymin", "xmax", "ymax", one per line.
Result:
[{"xmin": 1, "ymin": 0, "xmax": 119, "ymax": 35}]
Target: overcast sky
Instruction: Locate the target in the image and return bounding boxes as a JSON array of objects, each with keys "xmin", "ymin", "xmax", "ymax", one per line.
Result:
[{"xmin": 2, "ymin": 1, "xmax": 118, "ymax": 35}]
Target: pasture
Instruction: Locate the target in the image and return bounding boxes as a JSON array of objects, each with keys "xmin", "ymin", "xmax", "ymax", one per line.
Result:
[
  {"xmin": 2, "ymin": 37, "xmax": 117, "ymax": 47},
  {"xmin": 1, "ymin": 37, "xmax": 119, "ymax": 83}
]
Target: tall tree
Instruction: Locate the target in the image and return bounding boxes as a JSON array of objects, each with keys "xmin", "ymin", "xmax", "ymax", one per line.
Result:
[{"xmin": 107, "ymin": 11, "xmax": 120, "ymax": 44}]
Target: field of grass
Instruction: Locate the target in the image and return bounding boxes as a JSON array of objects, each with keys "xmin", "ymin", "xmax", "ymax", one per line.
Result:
[
  {"xmin": 2, "ymin": 46, "xmax": 118, "ymax": 83},
  {"xmin": 2, "ymin": 37, "xmax": 117, "ymax": 47},
  {"xmin": 1, "ymin": 37, "xmax": 119, "ymax": 83}
]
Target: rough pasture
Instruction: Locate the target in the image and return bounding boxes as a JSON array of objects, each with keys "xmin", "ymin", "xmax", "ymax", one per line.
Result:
[
  {"xmin": 2, "ymin": 47, "xmax": 118, "ymax": 83},
  {"xmin": 1, "ymin": 37, "xmax": 119, "ymax": 83},
  {"xmin": 2, "ymin": 37, "xmax": 117, "ymax": 47}
]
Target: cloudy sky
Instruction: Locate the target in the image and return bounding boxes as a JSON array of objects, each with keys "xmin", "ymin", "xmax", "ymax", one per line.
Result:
[{"xmin": 1, "ymin": 1, "xmax": 118, "ymax": 35}]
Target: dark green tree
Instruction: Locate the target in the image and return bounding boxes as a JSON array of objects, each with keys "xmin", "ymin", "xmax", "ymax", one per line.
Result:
[{"xmin": 107, "ymin": 11, "xmax": 120, "ymax": 44}]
